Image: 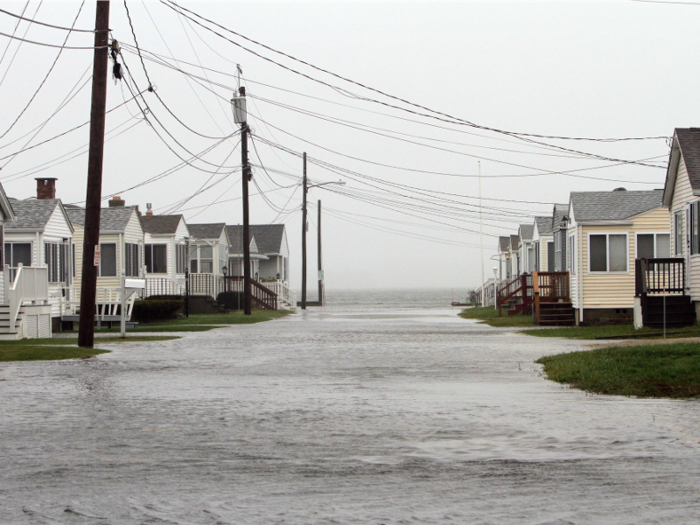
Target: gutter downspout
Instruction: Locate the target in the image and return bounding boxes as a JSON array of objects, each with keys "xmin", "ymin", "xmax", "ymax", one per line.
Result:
[{"xmin": 578, "ymin": 225, "xmax": 584, "ymax": 325}]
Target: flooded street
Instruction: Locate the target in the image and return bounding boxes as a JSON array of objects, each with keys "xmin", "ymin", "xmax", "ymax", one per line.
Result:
[{"xmin": 1, "ymin": 297, "xmax": 699, "ymax": 523}]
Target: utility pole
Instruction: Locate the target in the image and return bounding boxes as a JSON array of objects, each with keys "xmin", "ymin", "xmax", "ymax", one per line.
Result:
[
  {"xmin": 478, "ymin": 160, "xmax": 485, "ymax": 307},
  {"xmin": 239, "ymin": 87, "xmax": 252, "ymax": 315},
  {"xmin": 78, "ymin": 1, "xmax": 110, "ymax": 348},
  {"xmin": 317, "ymin": 199, "xmax": 324, "ymax": 306},
  {"xmin": 301, "ymin": 152, "xmax": 308, "ymax": 310}
]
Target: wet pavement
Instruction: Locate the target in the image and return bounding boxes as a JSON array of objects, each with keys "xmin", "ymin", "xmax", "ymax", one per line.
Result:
[{"xmin": 1, "ymin": 306, "xmax": 699, "ymax": 524}]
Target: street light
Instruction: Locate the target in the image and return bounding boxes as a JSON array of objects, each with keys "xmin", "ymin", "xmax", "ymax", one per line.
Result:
[
  {"xmin": 301, "ymin": 154, "xmax": 345, "ymax": 310},
  {"xmin": 493, "ymin": 266, "xmax": 498, "ymax": 311},
  {"xmin": 222, "ymin": 265, "xmax": 228, "ymax": 293}
]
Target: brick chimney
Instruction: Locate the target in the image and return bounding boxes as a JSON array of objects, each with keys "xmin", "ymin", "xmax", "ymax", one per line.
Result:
[
  {"xmin": 146, "ymin": 203, "xmax": 153, "ymax": 216},
  {"xmin": 109, "ymin": 195, "xmax": 125, "ymax": 207},
  {"xmin": 36, "ymin": 178, "xmax": 57, "ymax": 199}
]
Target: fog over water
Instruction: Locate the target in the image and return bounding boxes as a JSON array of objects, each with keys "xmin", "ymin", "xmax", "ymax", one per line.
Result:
[{"xmin": 1, "ymin": 290, "xmax": 699, "ymax": 523}]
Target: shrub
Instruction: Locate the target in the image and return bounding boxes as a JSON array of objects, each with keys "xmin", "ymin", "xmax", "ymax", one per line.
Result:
[
  {"xmin": 146, "ymin": 294, "xmax": 183, "ymax": 301},
  {"xmin": 217, "ymin": 291, "xmax": 244, "ymax": 310},
  {"xmin": 132, "ymin": 299, "xmax": 184, "ymax": 322}
]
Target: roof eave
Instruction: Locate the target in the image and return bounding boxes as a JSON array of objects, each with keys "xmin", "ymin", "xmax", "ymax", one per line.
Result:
[
  {"xmin": 577, "ymin": 220, "xmax": 634, "ymax": 226},
  {"xmin": 663, "ymin": 136, "xmax": 681, "ymax": 208}
]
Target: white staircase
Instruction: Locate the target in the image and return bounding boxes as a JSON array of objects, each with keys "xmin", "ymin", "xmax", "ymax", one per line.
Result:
[{"xmin": 0, "ymin": 304, "xmax": 23, "ymax": 340}]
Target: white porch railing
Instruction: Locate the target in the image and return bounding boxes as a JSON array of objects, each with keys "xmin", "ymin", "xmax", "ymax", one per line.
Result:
[
  {"xmin": 261, "ymin": 279, "xmax": 295, "ymax": 308},
  {"xmin": 143, "ymin": 276, "xmax": 186, "ymax": 298},
  {"xmin": 5, "ymin": 264, "xmax": 49, "ymax": 331},
  {"xmin": 59, "ymin": 287, "xmax": 138, "ymax": 321},
  {"xmin": 474, "ymin": 277, "xmax": 497, "ymax": 307}
]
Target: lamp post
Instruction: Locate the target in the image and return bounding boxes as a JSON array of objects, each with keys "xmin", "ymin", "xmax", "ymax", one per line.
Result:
[
  {"xmin": 222, "ymin": 265, "xmax": 228, "ymax": 293},
  {"xmin": 300, "ymin": 166, "xmax": 345, "ymax": 310},
  {"xmin": 493, "ymin": 266, "xmax": 498, "ymax": 310}
]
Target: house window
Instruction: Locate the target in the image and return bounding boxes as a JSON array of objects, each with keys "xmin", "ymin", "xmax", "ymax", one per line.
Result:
[
  {"xmin": 190, "ymin": 245, "xmax": 214, "ymax": 273},
  {"xmin": 125, "ymin": 243, "xmax": 141, "ymax": 277},
  {"xmin": 675, "ymin": 212, "xmax": 683, "ymax": 256},
  {"xmin": 219, "ymin": 245, "xmax": 227, "ymax": 275},
  {"xmin": 547, "ymin": 241, "xmax": 555, "ymax": 272},
  {"xmin": 568, "ymin": 235, "xmax": 576, "ymax": 274},
  {"xmin": 145, "ymin": 244, "xmax": 167, "ymax": 273},
  {"xmin": 689, "ymin": 201, "xmax": 700, "ymax": 255},
  {"xmin": 44, "ymin": 242, "xmax": 69, "ymax": 283},
  {"xmin": 4, "ymin": 242, "xmax": 32, "ymax": 267},
  {"xmin": 637, "ymin": 233, "xmax": 670, "ymax": 259},
  {"xmin": 99, "ymin": 243, "xmax": 117, "ymax": 277},
  {"xmin": 176, "ymin": 244, "xmax": 187, "ymax": 274},
  {"xmin": 527, "ymin": 245, "xmax": 535, "ymax": 272},
  {"xmin": 589, "ymin": 234, "xmax": 628, "ymax": 272}
]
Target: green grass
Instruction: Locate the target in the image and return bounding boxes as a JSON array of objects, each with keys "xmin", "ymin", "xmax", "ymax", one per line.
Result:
[
  {"xmin": 1, "ymin": 336, "xmax": 180, "ymax": 346},
  {"xmin": 537, "ymin": 342, "xmax": 700, "ymax": 398},
  {"xmin": 459, "ymin": 306, "xmax": 534, "ymax": 327},
  {"xmin": 523, "ymin": 324, "xmax": 700, "ymax": 340},
  {"xmin": 0, "ymin": 345, "xmax": 109, "ymax": 361}
]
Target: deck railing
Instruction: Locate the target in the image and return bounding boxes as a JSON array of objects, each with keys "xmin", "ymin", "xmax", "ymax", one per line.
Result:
[
  {"xmin": 188, "ymin": 273, "xmax": 224, "ymax": 298},
  {"xmin": 497, "ymin": 273, "xmax": 532, "ymax": 316},
  {"xmin": 635, "ymin": 258, "xmax": 686, "ymax": 297},
  {"xmin": 143, "ymin": 277, "xmax": 185, "ymax": 298},
  {"xmin": 5, "ymin": 264, "xmax": 49, "ymax": 333},
  {"xmin": 223, "ymin": 276, "xmax": 278, "ymax": 310}
]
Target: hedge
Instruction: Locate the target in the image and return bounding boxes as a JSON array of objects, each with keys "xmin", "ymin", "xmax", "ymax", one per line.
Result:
[
  {"xmin": 132, "ymin": 299, "xmax": 184, "ymax": 322},
  {"xmin": 216, "ymin": 291, "xmax": 244, "ymax": 310}
]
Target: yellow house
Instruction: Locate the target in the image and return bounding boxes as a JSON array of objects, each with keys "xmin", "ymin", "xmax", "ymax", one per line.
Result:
[{"xmin": 566, "ymin": 189, "xmax": 669, "ymax": 325}]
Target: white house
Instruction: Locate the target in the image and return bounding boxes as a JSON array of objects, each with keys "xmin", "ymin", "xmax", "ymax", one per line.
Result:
[
  {"xmin": 4, "ymin": 178, "xmax": 74, "ymax": 326},
  {"xmin": 187, "ymin": 222, "xmax": 230, "ymax": 298},
  {"xmin": 64, "ymin": 198, "xmax": 144, "ymax": 324},
  {"xmin": 533, "ymin": 216, "xmax": 554, "ymax": 272},
  {"xmin": 518, "ymin": 223, "xmax": 536, "ymax": 274}
]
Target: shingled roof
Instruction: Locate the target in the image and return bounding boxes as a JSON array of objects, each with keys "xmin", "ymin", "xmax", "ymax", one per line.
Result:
[
  {"xmin": 249, "ymin": 224, "xmax": 285, "ymax": 254},
  {"xmin": 509, "ymin": 234, "xmax": 520, "ymax": 251},
  {"xmin": 65, "ymin": 206, "xmax": 138, "ymax": 232},
  {"xmin": 141, "ymin": 214, "xmax": 185, "ymax": 235},
  {"xmin": 519, "ymin": 224, "xmax": 534, "ymax": 242},
  {"xmin": 226, "ymin": 225, "xmax": 259, "ymax": 255},
  {"xmin": 6, "ymin": 198, "xmax": 67, "ymax": 231},
  {"xmin": 498, "ymin": 236, "xmax": 510, "ymax": 252},
  {"xmin": 535, "ymin": 216, "xmax": 553, "ymax": 235},
  {"xmin": 663, "ymin": 128, "xmax": 700, "ymax": 207},
  {"xmin": 570, "ymin": 190, "xmax": 663, "ymax": 222},
  {"xmin": 188, "ymin": 223, "xmax": 227, "ymax": 241}
]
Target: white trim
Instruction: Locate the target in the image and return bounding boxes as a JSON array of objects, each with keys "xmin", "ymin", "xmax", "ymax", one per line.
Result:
[{"xmin": 587, "ymin": 232, "xmax": 630, "ymax": 274}]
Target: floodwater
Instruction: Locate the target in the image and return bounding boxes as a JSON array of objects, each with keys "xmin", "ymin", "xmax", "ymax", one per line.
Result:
[{"xmin": 1, "ymin": 289, "xmax": 699, "ymax": 524}]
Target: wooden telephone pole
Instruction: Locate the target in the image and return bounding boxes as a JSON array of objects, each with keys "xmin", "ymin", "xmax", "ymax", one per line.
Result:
[
  {"xmin": 78, "ymin": 1, "xmax": 110, "ymax": 348},
  {"xmin": 317, "ymin": 199, "xmax": 324, "ymax": 306},
  {"xmin": 239, "ymin": 87, "xmax": 252, "ymax": 315},
  {"xmin": 301, "ymin": 152, "xmax": 308, "ymax": 310}
]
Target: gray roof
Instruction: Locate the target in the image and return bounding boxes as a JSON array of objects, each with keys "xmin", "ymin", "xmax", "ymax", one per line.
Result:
[
  {"xmin": 675, "ymin": 128, "xmax": 700, "ymax": 191},
  {"xmin": 498, "ymin": 236, "xmax": 510, "ymax": 252},
  {"xmin": 519, "ymin": 224, "xmax": 534, "ymax": 242},
  {"xmin": 509, "ymin": 234, "xmax": 520, "ymax": 251},
  {"xmin": 65, "ymin": 206, "xmax": 138, "ymax": 232},
  {"xmin": 141, "ymin": 214, "xmax": 184, "ymax": 235},
  {"xmin": 249, "ymin": 224, "xmax": 285, "ymax": 254},
  {"xmin": 534, "ymin": 216, "xmax": 552, "ymax": 235},
  {"xmin": 188, "ymin": 223, "xmax": 227, "ymax": 241},
  {"xmin": 570, "ymin": 190, "xmax": 663, "ymax": 222},
  {"xmin": 6, "ymin": 198, "xmax": 61, "ymax": 230},
  {"xmin": 226, "ymin": 225, "xmax": 259, "ymax": 254}
]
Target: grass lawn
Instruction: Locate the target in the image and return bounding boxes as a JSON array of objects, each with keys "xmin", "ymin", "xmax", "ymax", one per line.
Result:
[
  {"xmin": 537, "ymin": 342, "xmax": 700, "ymax": 398},
  {"xmin": 459, "ymin": 306, "xmax": 534, "ymax": 327},
  {"xmin": 68, "ymin": 310, "xmax": 295, "ymax": 333},
  {"xmin": 523, "ymin": 324, "xmax": 700, "ymax": 340},
  {"xmin": 0, "ymin": 336, "xmax": 180, "ymax": 362}
]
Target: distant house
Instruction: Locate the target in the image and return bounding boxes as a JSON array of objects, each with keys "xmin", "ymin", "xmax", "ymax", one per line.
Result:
[
  {"xmin": 533, "ymin": 216, "xmax": 554, "ymax": 272},
  {"xmin": 518, "ymin": 223, "xmax": 535, "ymax": 274},
  {"xmin": 140, "ymin": 211, "xmax": 190, "ymax": 296},
  {"xmin": 250, "ymin": 224, "xmax": 290, "ymax": 283},
  {"xmin": 5, "ymin": 182, "xmax": 74, "ymax": 323},
  {"xmin": 225, "ymin": 225, "xmax": 266, "ymax": 279},
  {"xmin": 64, "ymin": 198, "xmax": 144, "ymax": 320},
  {"xmin": 508, "ymin": 234, "xmax": 520, "ymax": 279},
  {"xmin": 552, "ymin": 203, "xmax": 568, "ymax": 272},
  {"xmin": 497, "ymin": 236, "xmax": 510, "ymax": 281},
  {"xmin": 566, "ymin": 189, "xmax": 669, "ymax": 324}
]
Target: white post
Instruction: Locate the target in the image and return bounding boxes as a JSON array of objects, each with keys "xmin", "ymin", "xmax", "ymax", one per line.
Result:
[
  {"xmin": 120, "ymin": 270, "xmax": 126, "ymax": 338},
  {"xmin": 478, "ymin": 161, "xmax": 484, "ymax": 307}
]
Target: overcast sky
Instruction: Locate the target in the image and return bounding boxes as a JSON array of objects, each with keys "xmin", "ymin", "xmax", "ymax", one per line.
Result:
[{"xmin": 0, "ymin": 1, "xmax": 696, "ymax": 292}]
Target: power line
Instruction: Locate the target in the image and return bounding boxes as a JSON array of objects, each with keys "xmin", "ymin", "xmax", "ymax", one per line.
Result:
[
  {"xmin": 0, "ymin": 30, "xmax": 106, "ymax": 49},
  {"xmin": 0, "ymin": 5, "xmax": 94, "ymax": 32}
]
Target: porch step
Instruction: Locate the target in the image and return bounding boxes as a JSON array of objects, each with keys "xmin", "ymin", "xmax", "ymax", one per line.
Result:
[{"xmin": 537, "ymin": 302, "xmax": 575, "ymax": 326}]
